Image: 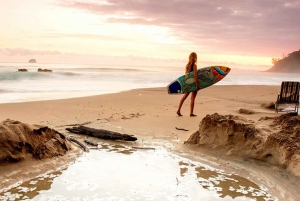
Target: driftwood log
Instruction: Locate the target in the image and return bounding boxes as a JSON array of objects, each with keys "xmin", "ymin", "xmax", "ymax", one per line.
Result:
[
  {"xmin": 58, "ymin": 132, "xmax": 89, "ymax": 152},
  {"xmin": 175, "ymin": 127, "xmax": 189, "ymax": 131},
  {"xmin": 68, "ymin": 137, "xmax": 90, "ymax": 152},
  {"xmin": 84, "ymin": 138, "xmax": 98, "ymax": 146},
  {"xmin": 66, "ymin": 126, "xmax": 137, "ymax": 141},
  {"xmin": 132, "ymin": 146, "xmax": 155, "ymax": 150}
]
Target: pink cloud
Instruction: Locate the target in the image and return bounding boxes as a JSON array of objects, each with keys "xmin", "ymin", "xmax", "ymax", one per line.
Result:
[
  {"xmin": 0, "ymin": 48, "xmax": 271, "ymax": 71},
  {"xmin": 39, "ymin": 33, "xmax": 127, "ymax": 41},
  {"xmin": 0, "ymin": 48, "xmax": 62, "ymax": 56},
  {"xmin": 0, "ymin": 48, "xmax": 186, "ymax": 66},
  {"xmin": 58, "ymin": 0, "xmax": 300, "ymax": 56}
]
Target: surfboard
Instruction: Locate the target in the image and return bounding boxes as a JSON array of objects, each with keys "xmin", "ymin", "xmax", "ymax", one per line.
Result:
[{"xmin": 167, "ymin": 66, "xmax": 231, "ymax": 94}]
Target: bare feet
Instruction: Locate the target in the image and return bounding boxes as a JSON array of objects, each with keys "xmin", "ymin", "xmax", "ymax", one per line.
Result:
[
  {"xmin": 177, "ymin": 111, "xmax": 183, "ymax": 116},
  {"xmin": 190, "ymin": 114, "xmax": 197, "ymax": 117}
]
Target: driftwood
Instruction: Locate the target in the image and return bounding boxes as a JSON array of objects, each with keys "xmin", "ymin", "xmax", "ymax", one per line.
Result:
[
  {"xmin": 66, "ymin": 126, "xmax": 137, "ymax": 141},
  {"xmin": 175, "ymin": 127, "xmax": 189, "ymax": 131},
  {"xmin": 132, "ymin": 146, "xmax": 155, "ymax": 150},
  {"xmin": 58, "ymin": 132, "xmax": 89, "ymax": 152},
  {"xmin": 84, "ymin": 138, "xmax": 98, "ymax": 146},
  {"xmin": 68, "ymin": 137, "xmax": 90, "ymax": 152}
]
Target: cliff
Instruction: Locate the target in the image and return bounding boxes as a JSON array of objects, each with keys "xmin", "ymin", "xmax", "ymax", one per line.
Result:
[{"xmin": 266, "ymin": 50, "xmax": 300, "ymax": 73}]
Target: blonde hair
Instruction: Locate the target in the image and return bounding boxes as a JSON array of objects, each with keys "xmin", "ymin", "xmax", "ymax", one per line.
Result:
[{"xmin": 185, "ymin": 52, "xmax": 197, "ymax": 73}]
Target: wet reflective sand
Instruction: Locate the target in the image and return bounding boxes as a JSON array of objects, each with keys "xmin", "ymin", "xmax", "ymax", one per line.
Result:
[{"xmin": 0, "ymin": 142, "xmax": 278, "ymax": 201}]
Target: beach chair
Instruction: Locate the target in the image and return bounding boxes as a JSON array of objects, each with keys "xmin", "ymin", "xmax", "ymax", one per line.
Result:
[{"xmin": 275, "ymin": 81, "xmax": 299, "ymax": 114}]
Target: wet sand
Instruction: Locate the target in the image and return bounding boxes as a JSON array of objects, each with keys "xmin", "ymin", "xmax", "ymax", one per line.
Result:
[{"xmin": 0, "ymin": 85, "xmax": 299, "ymax": 200}]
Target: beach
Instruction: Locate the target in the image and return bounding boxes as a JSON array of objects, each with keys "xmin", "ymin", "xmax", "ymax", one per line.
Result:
[
  {"xmin": 0, "ymin": 85, "xmax": 299, "ymax": 200},
  {"xmin": 1, "ymin": 0, "xmax": 299, "ymax": 199}
]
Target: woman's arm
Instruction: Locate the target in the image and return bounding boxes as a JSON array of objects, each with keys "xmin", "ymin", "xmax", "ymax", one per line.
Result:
[{"xmin": 193, "ymin": 64, "xmax": 199, "ymax": 90}]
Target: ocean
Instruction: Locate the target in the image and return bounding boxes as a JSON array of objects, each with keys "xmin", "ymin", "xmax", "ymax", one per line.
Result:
[{"xmin": 0, "ymin": 63, "xmax": 299, "ymax": 103}]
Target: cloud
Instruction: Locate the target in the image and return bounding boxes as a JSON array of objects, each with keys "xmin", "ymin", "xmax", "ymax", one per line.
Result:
[
  {"xmin": 39, "ymin": 33, "xmax": 127, "ymax": 41},
  {"xmin": 58, "ymin": 0, "xmax": 300, "ymax": 56},
  {"xmin": 0, "ymin": 48, "xmax": 62, "ymax": 56},
  {"xmin": 0, "ymin": 47, "xmax": 270, "ymax": 70},
  {"xmin": 0, "ymin": 48, "xmax": 185, "ymax": 66}
]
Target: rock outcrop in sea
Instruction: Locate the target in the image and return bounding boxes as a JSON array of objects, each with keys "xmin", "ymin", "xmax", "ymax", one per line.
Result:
[
  {"xmin": 38, "ymin": 68, "xmax": 52, "ymax": 72},
  {"xmin": 29, "ymin": 59, "xmax": 36, "ymax": 63},
  {"xmin": 18, "ymin": 69, "xmax": 28, "ymax": 72}
]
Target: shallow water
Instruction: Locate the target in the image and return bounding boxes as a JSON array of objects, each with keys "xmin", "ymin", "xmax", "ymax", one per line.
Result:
[{"xmin": 0, "ymin": 141, "xmax": 279, "ymax": 201}]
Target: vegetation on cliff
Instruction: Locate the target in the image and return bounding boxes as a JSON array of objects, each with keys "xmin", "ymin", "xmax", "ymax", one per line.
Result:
[{"xmin": 267, "ymin": 50, "xmax": 300, "ymax": 73}]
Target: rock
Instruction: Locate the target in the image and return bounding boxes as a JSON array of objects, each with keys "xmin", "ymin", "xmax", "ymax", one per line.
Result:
[
  {"xmin": 38, "ymin": 68, "xmax": 52, "ymax": 72},
  {"xmin": 261, "ymin": 102, "xmax": 275, "ymax": 109},
  {"xmin": 184, "ymin": 113, "xmax": 300, "ymax": 177},
  {"xmin": 18, "ymin": 69, "xmax": 28, "ymax": 72},
  {"xmin": 29, "ymin": 59, "xmax": 36, "ymax": 63},
  {"xmin": 239, "ymin": 108, "xmax": 255, "ymax": 114}
]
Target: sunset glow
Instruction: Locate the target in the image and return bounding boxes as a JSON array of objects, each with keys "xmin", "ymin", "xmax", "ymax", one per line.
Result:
[{"xmin": 0, "ymin": 0, "xmax": 299, "ymax": 70}]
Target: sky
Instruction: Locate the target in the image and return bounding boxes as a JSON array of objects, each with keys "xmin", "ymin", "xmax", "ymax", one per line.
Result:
[{"xmin": 0, "ymin": 0, "xmax": 299, "ymax": 70}]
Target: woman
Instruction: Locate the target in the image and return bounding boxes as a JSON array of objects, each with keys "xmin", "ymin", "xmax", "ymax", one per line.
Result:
[{"xmin": 176, "ymin": 52, "xmax": 199, "ymax": 117}]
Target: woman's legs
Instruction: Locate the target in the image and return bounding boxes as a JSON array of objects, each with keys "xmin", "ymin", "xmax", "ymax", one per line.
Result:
[
  {"xmin": 177, "ymin": 93, "xmax": 190, "ymax": 116},
  {"xmin": 190, "ymin": 91, "xmax": 198, "ymax": 116}
]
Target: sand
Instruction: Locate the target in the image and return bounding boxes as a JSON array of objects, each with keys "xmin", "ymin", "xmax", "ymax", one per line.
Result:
[{"xmin": 0, "ymin": 85, "xmax": 299, "ymax": 199}]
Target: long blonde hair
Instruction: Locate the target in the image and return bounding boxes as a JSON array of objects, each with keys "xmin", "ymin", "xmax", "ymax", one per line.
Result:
[{"xmin": 185, "ymin": 52, "xmax": 197, "ymax": 73}]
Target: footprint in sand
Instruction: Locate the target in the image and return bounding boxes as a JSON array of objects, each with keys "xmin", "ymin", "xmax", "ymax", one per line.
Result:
[{"xmin": 121, "ymin": 113, "xmax": 145, "ymax": 120}]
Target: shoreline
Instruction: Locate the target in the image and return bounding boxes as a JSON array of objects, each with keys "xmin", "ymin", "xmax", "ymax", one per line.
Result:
[
  {"xmin": 0, "ymin": 84, "xmax": 282, "ymax": 104},
  {"xmin": 1, "ymin": 85, "xmax": 299, "ymax": 200},
  {"xmin": 1, "ymin": 84, "xmax": 282, "ymax": 105},
  {"xmin": 0, "ymin": 85, "xmax": 282, "ymax": 127}
]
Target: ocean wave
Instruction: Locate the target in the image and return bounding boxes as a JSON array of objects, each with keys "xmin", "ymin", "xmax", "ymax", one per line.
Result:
[
  {"xmin": 56, "ymin": 72, "xmax": 80, "ymax": 76},
  {"xmin": 0, "ymin": 71, "xmax": 84, "ymax": 81},
  {"xmin": 58, "ymin": 67, "xmax": 148, "ymax": 72},
  {"xmin": 2, "ymin": 62, "xmax": 296, "ymax": 104},
  {"xmin": 0, "ymin": 71, "xmax": 51, "ymax": 81}
]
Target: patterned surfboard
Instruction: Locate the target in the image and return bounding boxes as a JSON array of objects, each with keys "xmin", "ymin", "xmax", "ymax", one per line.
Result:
[{"xmin": 167, "ymin": 66, "xmax": 231, "ymax": 94}]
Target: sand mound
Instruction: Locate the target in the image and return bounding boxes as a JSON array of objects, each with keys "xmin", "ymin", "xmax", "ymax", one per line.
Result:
[
  {"xmin": 0, "ymin": 119, "xmax": 71, "ymax": 163},
  {"xmin": 185, "ymin": 113, "xmax": 300, "ymax": 177}
]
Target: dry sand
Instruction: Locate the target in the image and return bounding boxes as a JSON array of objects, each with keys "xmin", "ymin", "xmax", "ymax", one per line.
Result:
[{"xmin": 0, "ymin": 85, "xmax": 299, "ymax": 199}]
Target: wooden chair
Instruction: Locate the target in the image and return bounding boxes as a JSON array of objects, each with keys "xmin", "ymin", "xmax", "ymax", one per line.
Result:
[{"xmin": 275, "ymin": 81, "xmax": 299, "ymax": 114}]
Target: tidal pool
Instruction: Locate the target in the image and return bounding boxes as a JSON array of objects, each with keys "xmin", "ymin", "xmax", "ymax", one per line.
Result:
[{"xmin": 0, "ymin": 142, "xmax": 278, "ymax": 201}]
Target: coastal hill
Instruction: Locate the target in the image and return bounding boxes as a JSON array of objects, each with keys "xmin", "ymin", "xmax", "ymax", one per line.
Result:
[{"xmin": 266, "ymin": 50, "xmax": 300, "ymax": 73}]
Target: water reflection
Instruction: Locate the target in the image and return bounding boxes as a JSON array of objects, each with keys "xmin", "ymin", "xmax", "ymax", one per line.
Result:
[
  {"xmin": 106, "ymin": 144, "xmax": 136, "ymax": 155},
  {"xmin": 179, "ymin": 162, "xmax": 273, "ymax": 201},
  {"xmin": 0, "ymin": 142, "xmax": 277, "ymax": 201},
  {"xmin": 0, "ymin": 171, "xmax": 62, "ymax": 201}
]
